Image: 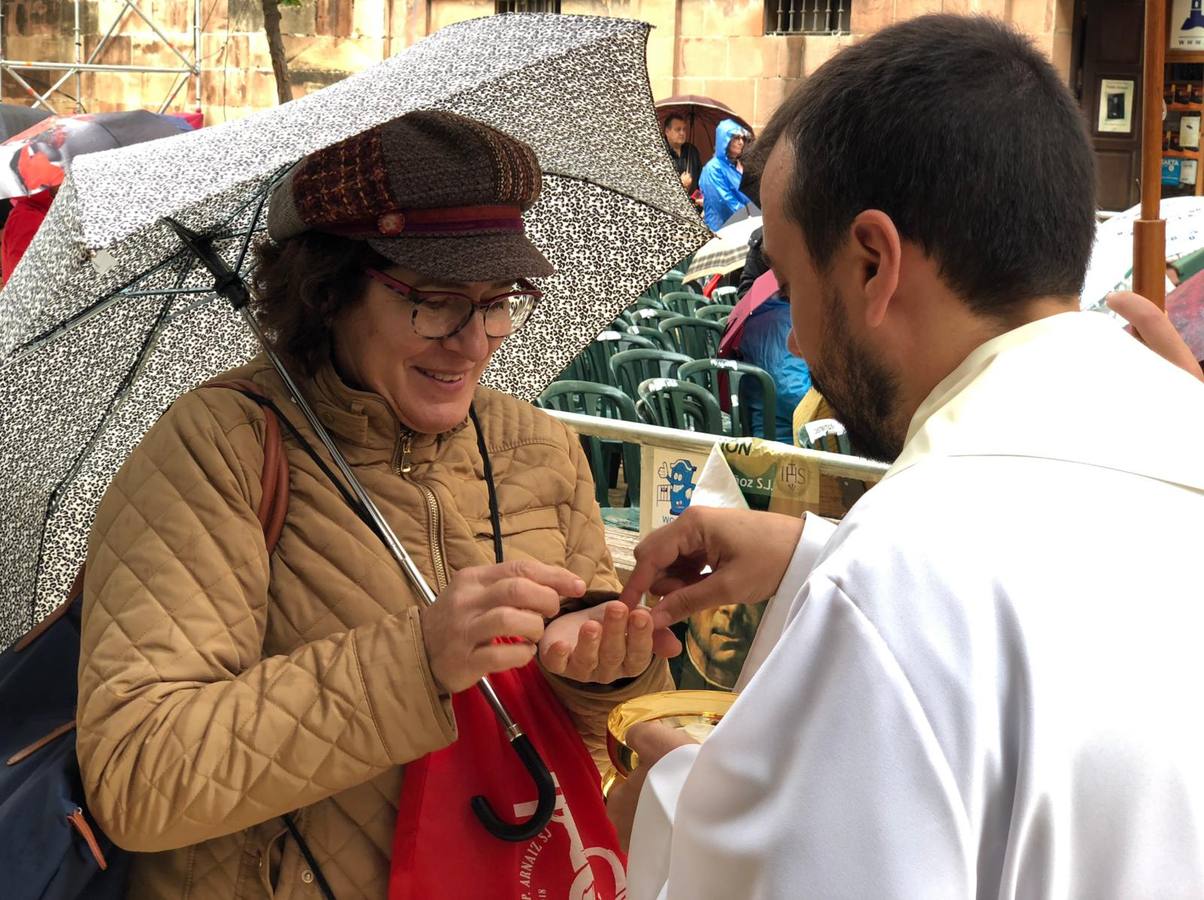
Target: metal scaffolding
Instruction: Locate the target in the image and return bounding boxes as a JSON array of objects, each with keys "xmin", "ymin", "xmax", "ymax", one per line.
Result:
[{"xmin": 0, "ymin": 0, "xmax": 202, "ymax": 113}]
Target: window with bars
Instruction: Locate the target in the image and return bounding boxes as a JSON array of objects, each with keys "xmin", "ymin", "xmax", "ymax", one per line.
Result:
[
  {"xmin": 495, "ymin": 0, "xmax": 561, "ymax": 13},
  {"xmin": 765, "ymin": 0, "xmax": 850, "ymax": 35}
]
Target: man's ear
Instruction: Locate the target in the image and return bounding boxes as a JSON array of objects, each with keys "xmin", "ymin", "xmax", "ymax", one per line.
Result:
[{"xmin": 848, "ymin": 210, "xmax": 902, "ymax": 329}]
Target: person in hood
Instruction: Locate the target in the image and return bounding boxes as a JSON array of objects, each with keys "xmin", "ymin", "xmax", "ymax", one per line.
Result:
[{"xmin": 699, "ymin": 118, "xmax": 752, "ymax": 230}]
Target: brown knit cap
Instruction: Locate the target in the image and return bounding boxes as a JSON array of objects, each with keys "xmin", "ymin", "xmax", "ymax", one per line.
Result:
[{"xmin": 267, "ymin": 110, "xmax": 553, "ymax": 283}]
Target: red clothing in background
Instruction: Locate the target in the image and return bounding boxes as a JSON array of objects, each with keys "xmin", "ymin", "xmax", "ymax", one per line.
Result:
[{"xmin": 1, "ymin": 190, "xmax": 53, "ymax": 284}]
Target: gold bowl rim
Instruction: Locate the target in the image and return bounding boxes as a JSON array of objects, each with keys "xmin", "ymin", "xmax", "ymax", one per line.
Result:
[{"xmin": 606, "ymin": 689, "xmax": 736, "ymax": 777}]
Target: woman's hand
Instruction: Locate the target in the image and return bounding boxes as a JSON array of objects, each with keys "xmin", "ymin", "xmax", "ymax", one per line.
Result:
[
  {"xmin": 420, "ymin": 560, "xmax": 583, "ymax": 694},
  {"xmin": 605, "ymin": 721, "xmax": 699, "ymax": 853},
  {"xmin": 539, "ymin": 600, "xmax": 670, "ymax": 684}
]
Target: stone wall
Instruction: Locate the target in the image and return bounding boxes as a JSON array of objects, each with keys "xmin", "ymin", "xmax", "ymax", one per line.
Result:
[{"xmin": 1, "ymin": 0, "xmax": 1075, "ymax": 129}]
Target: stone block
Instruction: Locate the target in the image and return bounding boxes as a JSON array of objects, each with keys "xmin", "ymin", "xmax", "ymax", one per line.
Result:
[
  {"xmin": 315, "ymin": 0, "xmax": 356, "ymax": 38},
  {"xmin": 1009, "ymin": 0, "xmax": 1053, "ymax": 39},
  {"xmin": 679, "ymin": 37, "xmax": 729, "ymax": 79},
  {"xmin": 702, "ymin": 0, "xmax": 766, "ymax": 38},
  {"xmin": 228, "ymin": 0, "xmax": 263, "ymax": 31},
  {"xmin": 777, "ymin": 35, "xmax": 805, "ymax": 79},
  {"xmin": 427, "ymin": 0, "xmax": 491, "ymax": 34},
  {"xmin": 282, "ymin": 33, "xmax": 384, "ymax": 73},
  {"xmin": 281, "ymin": 0, "xmax": 318, "ymax": 35},
  {"xmin": 802, "ymin": 33, "xmax": 847, "ymax": 77},
  {"xmin": 851, "ymin": 0, "xmax": 893, "ymax": 36},
  {"xmin": 753, "ymin": 74, "xmax": 793, "ymax": 128},
  {"xmin": 677, "ymin": 0, "xmax": 710, "ymax": 38},
  {"xmin": 352, "ymin": 0, "xmax": 390, "ymax": 38},
  {"xmin": 727, "ymin": 35, "xmax": 780, "ymax": 79},
  {"xmin": 705, "ymin": 76, "xmax": 755, "ymax": 123},
  {"xmin": 893, "ymin": 0, "xmax": 942, "ymax": 23},
  {"xmin": 671, "ymin": 74, "xmax": 709, "ymax": 96},
  {"xmin": 1051, "ymin": 27, "xmax": 1073, "ymax": 82}
]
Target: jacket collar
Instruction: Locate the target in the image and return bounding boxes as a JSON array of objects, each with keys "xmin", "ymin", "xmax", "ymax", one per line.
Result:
[{"xmin": 305, "ymin": 358, "xmax": 468, "ymax": 467}]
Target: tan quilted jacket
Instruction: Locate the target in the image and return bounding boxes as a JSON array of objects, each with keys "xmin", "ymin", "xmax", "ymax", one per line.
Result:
[{"xmin": 77, "ymin": 354, "xmax": 670, "ymax": 899}]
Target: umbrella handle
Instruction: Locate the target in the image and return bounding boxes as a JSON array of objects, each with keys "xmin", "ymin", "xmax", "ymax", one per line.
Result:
[{"xmin": 471, "ymin": 732, "xmax": 556, "ymax": 842}]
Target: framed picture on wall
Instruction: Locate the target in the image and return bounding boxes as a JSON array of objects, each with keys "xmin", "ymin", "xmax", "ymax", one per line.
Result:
[{"xmin": 1098, "ymin": 78, "xmax": 1135, "ymax": 134}]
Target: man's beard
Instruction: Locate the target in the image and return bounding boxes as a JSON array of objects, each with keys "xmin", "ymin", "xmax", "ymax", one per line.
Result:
[{"xmin": 810, "ymin": 284, "xmax": 905, "ymax": 463}]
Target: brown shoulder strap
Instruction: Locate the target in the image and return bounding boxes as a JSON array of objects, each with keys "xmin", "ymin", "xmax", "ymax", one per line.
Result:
[{"xmin": 203, "ymin": 379, "xmax": 290, "ymax": 555}]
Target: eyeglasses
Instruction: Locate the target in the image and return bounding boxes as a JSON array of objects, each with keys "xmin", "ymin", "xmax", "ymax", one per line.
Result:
[{"xmin": 364, "ymin": 268, "xmax": 542, "ymax": 340}]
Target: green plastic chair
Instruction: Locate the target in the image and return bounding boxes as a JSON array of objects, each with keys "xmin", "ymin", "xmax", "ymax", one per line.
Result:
[
  {"xmin": 796, "ymin": 417, "xmax": 853, "ymax": 455},
  {"xmin": 694, "ymin": 304, "xmax": 732, "ymax": 324},
  {"xmin": 538, "ymin": 380, "xmax": 642, "ymax": 505},
  {"xmin": 660, "ymin": 316, "xmax": 725, "ymax": 359},
  {"xmin": 661, "ymin": 291, "xmax": 707, "ymax": 317},
  {"xmin": 637, "ymin": 377, "xmax": 725, "ymax": 435},
  {"xmin": 657, "ymin": 270, "xmax": 686, "ymax": 296},
  {"xmin": 623, "ymin": 324, "xmax": 676, "ymax": 352},
  {"xmin": 580, "ymin": 332, "xmax": 635, "ymax": 385},
  {"xmin": 711, "ymin": 286, "xmax": 739, "ymax": 307},
  {"xmin": 629, "ymin": 306, "xmax": 679, "ymax": 327},
  {"xmin": 635, "ymin": 296, "xmax": 668, "ymax": 311},
  {"xmin": 679, "ymin": 358, "xmax": 779, "ymax": 441},
  {"xmin": 556, "ymin": 353, "xmax": 590, "ymax": 382},
  {"xmin": 610, "ymin": 348, "xmax": 692, "ymax": 401}
]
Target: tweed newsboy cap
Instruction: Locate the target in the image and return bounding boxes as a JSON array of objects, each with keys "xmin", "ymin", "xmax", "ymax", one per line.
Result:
[{"xmin": 267, "ymin": 110, "xmax": 553, "ymax": 283}]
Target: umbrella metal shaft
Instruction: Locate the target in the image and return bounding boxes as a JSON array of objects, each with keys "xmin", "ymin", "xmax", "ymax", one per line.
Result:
[{"xmin": 239, "ymin": 307, "xmax": 520, "ymax": 736}]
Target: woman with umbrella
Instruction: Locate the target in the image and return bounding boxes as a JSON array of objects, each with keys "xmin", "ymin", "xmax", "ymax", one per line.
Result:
[{"xmin": 74, "ymin": 110, "xmax": 671, "ymax": 899}]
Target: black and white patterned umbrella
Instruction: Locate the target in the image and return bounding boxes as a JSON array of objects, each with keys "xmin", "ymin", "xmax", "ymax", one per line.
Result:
[{"xmin": 0, "ymin": 14, "xmax": 709, "ymax": 643}]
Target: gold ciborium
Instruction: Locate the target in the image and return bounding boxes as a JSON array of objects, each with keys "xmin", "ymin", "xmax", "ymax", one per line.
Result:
[{"xmin": 603, "ymin": 690, "xmax": 736, "ymax": 793}]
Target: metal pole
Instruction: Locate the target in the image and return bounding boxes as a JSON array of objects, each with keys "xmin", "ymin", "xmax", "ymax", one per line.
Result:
[
  {"xmin": 74, "ymin": 0, "xmax": 83, "ymax": 111},
  {"xmin": 1133, "ymin": 0, "xmax": 1167, "ymax": 309},
  {"xmin": 193, "ymin": 0, "xmax": 202, "ymax": 111},
  {"xmin": 0, "ymin": 61, "xmax": 193, "ymax": 74}
]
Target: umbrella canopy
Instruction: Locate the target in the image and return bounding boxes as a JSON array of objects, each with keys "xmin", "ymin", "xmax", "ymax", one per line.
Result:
[
  {"xmin": 683, "ymin": 214, "xmax": 762, "ymax": 282},
  {"xmin": 1081, "ymin": 197, "xmax": 1204, "ymax": 312},
  {"xmin": 718, "ymin": 269, "xmax": 778, "ymax": 357},
  {"xmin": 0, "ymin": 110, "xmax": 193, "ymax": 200},
  {"xmin": 655, "ymin": 95, "xmax": 754, "ymax": 164},
  {"xmin": 0, "ymin": 104, "xmax": 52, "ymax": 143},
  {"xmin": 0, "ymin": 14, "xmax": 708, "ymax": 643}
]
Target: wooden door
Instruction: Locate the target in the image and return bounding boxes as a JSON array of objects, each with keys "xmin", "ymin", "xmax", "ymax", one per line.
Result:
[{"xmin": 1078, "ymin": 0, "xmax": 1147, "ymax": 210}]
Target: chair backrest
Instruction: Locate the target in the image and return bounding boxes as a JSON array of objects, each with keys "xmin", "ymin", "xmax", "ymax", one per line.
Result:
[
  {"xmin": 657, "ymin": 270, "xmax": 686, "ymax": 296},
  {"xmin": 660, "ymin": 316, "xmax": 725, "ymax": 359},
  {"xmin": 538, "ymin": 380, "xmax": 642, "ymax": 503},
  {"xmin": 694, "ymin": 304, "xmax": 731, "ymax": 323},
  {"xmin": 661, "ymin": 291, "xmax": 706, "ymax": 317},
  {"xmin": 629, "ymin": 307, "xmax": 681, "ymax": 332},
  {"xmin": 635, "ymin": 296, "xmax": 668, "ymax": 311},
  {"xmin": 711, "ymin": 285, "xmax": 739, "ymax": 307},
  {"xmin": 610, "ymin": 311, "xmax": 634, "ymax": 330},
  {"xmin": 614, "ymin": 332, "xmax": 656, "ymax": 353},
  {"xmin": 679, "ymin": 358, "xmax": 778, "ymax": 441},
  {"xmin": 796, "ymin": 417, "xmax": 852, "ymax": 455},
  {"xmin": 637, "ymin": 377, "xmax": 725, "ymax": 435},
  {"xmin": 581, "ymin": 332, "xmax": 629, "ymax": 385},
  {"xmin": 624, "ymin": 324, "xmax": 676, "ymax": 352},
  {"xmin": 610, "ymin": 348, "xmax": 692, "ymax": 400}
]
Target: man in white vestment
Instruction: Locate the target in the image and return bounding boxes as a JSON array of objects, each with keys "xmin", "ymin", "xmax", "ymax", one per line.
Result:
[{"xmin": 609, "ymin": 15, "xmax": 1204, "ymax": 899}]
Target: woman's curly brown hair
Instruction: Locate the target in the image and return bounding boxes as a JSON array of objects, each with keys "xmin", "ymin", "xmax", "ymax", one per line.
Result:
[{"xmin": 251, "ymin": 232, "xmax": 392, "ymax": 374}]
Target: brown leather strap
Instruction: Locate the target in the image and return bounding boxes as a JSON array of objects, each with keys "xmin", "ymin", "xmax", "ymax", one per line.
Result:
[
  {"xmin": 67, "ymin": 807, "xmax": 108, "ymax": 871},
  {"xmin": 201, "ymin": 379, "xmax": 290, "ymax": 555},
  {"xmin": 6, "ymin": 720, "xmax": 76, "ymax": 766}
]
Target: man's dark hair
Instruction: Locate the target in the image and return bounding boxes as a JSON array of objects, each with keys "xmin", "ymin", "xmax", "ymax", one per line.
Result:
[
  {"xmin": 252, "ymin": 232, "xmax": 392, "ymax": 374},
  {"xmin": 749, "ymin": 15, "xmax": 1096, "ymax": 316},
  {"xmin": 662, "ymin": 113, "xmax": 686, "ymax": 130}
]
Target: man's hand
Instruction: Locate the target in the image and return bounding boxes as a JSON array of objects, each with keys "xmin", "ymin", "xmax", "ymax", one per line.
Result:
[
  {"xmin": 606, "ymin": 721, "xmax": 699, "ymax": 853},
  {"xmin": 680, "ymin": 171, "xmax": 693, "ymax": 190},
  {"xmin": 420, "ymin": 560, "xmax": 580, "ymax": 694},
  {"xmin": 619, "ymin": 506, "xmax": 805, "ymax": 628},
  {"xmin": 539, "ymin": 600, "xmax": 679, "ymax": 683},
  {"xmin": 1106, "ymin": 290, "xmax": 1203, "ymax": 381}
]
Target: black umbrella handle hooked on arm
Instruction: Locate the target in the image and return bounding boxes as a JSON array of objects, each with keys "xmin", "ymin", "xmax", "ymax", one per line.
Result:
[{"xmin": 163, "ymin": 217, "xmax": 555, "ymax": 842}]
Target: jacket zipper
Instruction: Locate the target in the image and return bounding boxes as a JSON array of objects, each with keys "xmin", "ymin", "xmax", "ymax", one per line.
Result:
[
  {"xmin": 417, "ymin": 481, "xmax": 451, "ymax": 592},
  {"xmin": 391, "ymin": 432, "xmax": 414, "ymax": 475},
  {"xmin": 391, "ymin": 430, "xmax": 450, "ymax": 592}
]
